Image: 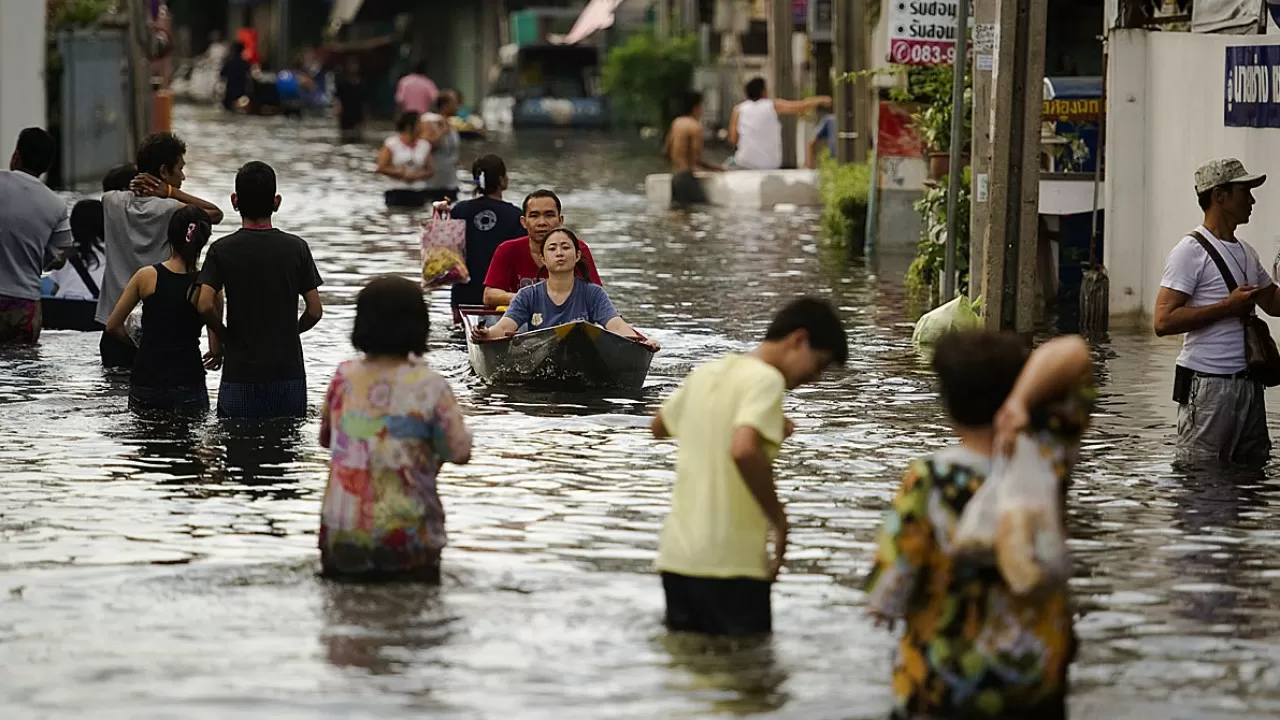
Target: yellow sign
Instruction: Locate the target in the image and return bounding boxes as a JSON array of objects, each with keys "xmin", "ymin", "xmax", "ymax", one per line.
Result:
[{"xmin": 1043, "ymin": 98, "xmax": 1101, "ymax": 122}]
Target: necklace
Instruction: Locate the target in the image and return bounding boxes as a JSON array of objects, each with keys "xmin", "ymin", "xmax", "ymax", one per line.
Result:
[{"xmin": 1218, "ymin": 238, "xmax": 1250, "ymax": 285}]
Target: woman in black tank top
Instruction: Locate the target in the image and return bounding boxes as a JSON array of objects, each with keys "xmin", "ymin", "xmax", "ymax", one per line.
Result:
[{"xmin": 105, "ymin": 207, "xmax": 221, "ymax": 413}]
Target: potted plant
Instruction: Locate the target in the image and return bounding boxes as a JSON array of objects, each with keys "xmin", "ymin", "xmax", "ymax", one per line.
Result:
[
  {"xmin": 915, "ymin": 104, "xmax": 953, "ymax": 180},
  {"xmin": 894, "ymin": 65, "xmax": 972, "ymax": 181}
]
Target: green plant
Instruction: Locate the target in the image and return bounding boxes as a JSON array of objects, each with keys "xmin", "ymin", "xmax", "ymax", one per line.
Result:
[
  {"xmin": 48, "ymin": 0, "xmax": 114, "ymax": 28},
  {"xmin": 818, "ymin": 155, "xmax": 871, "ymax": 248},
  {"xmin": 1044, "ymin": 123, "xmax": 1095, "ymax": 172},
  {"xmin": 601, "ymin": 33, "xmax": 699, "ymax": 130},
  {"xmin": 888, "ymin": 64, "xmax": 972, "ymax": 153},
  {"xmin": 905, "ymin": 167, "xmax": 971, "ymax": 313}
]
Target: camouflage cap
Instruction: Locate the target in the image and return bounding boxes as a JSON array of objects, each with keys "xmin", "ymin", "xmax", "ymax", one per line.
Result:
[{"xmin": 1194, "ymin": 158, "xmax": 1266, "ymax": 195}]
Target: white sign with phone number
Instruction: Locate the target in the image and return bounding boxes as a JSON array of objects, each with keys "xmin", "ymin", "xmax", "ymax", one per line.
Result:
[{"xmin": 888, "ymin": 0, "xmax": 968, "ymax": 66}]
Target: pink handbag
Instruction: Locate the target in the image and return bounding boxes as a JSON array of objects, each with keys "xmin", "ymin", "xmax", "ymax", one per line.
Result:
[{"xmin": 420, "ymin": 207, "xmax": 469, "ymax": 289}]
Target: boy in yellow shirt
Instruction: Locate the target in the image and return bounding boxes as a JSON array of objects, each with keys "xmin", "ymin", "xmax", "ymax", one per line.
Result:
[{"xmin": 650, "ymin": 298, "xmax": 848, "ymax": 636}]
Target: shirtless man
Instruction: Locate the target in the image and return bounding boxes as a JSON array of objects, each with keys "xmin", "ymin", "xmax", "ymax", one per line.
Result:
[{"xmin": 663, "ymin": 91, "xmax": 723, "ymax": 208}]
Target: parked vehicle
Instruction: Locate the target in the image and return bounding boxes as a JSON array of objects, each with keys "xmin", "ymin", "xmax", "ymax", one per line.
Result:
[{"xmin": 481, "ymin": 44, "xmax": 608, "ymax": 131}]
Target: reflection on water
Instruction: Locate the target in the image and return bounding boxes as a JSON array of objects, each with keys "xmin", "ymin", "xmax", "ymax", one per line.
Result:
[{"xmin": 2, "ymin": 106, "xmax": 1280, "ymax": 718}]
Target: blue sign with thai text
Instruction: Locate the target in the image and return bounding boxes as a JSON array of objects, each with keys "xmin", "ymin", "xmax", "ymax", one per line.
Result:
[{"xmin": 1225, "ymin": 45, "xmax": 1280, "ymax": 127}]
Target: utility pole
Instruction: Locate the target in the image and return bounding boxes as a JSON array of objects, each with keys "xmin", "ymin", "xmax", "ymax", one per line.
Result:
[
  {"xmin": 982, "ymin": 0, "xmax": 1047, "ymax": 331},
  {"xmin": 277, "ymin": 0, "xmax": 291, "ymax": 72},
  {"xmin": 657, "ymin": 0, "xmax": 672, "ymax": 40},
  {"xmin": 968, "ymin": 0, "xmax": 996, "ymax": 302},
  {"xmin": 833, "ymin": 0, "xmax": 868, "ymax": 163},
  {"xmin": 768, "ymin": 0, "xmax": 797, "ymax": 167},
  {"xmin": 126, "ymin": 0, "xmax": 152, "ymax": 150},
  {"xmin": 941, "ymin": 0, "xmax": 970, "ymax": 301}
]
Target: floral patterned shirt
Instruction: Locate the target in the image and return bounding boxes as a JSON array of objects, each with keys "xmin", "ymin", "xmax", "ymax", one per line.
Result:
[
  {"xmin": 865, "ymin": 387, "xmax": 1094, "ymax": 718},
  {"xmin": 319, "ymin": 358, "xmax": 472, "ymax": 575}
]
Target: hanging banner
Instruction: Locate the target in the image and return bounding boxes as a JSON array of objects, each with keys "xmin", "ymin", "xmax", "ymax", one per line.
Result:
[
  {"xmin": 888, "ymin": 0, "xmax": 971, "ymax": 66},
  {"xmin": 1224, "ymin": 44, "xmax": 1280, "ymax": 127}
]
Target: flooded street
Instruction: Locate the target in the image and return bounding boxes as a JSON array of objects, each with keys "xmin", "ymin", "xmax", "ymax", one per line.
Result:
[{"xmin": 4, "ymin": 105, "xmax": 1280, "ymax": 719}]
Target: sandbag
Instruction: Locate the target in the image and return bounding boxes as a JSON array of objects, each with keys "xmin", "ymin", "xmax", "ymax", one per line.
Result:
[{"xmin": 912, "ymin": 294, "xmax": 982, "ymax": 347}]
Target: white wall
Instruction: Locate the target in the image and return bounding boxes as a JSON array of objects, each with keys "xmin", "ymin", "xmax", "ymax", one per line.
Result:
[
  {"xmin": 1106, "ymin": 29, "xmax": 1280, "ymax": 320},
  {"xmin": 0, "ymin": 0, "xmax": 47, "ymax": 156}
]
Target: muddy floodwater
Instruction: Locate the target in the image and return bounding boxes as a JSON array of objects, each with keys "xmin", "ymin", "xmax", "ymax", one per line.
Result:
[{"xmin": 3, "ymin": 106, "xmax": 1280, "ymax": 719}]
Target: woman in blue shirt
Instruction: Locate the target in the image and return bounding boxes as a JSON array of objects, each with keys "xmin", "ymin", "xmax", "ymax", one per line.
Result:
[{"xmin": 471, "ymin": 228, "xmax": 656, "ymax": 348}]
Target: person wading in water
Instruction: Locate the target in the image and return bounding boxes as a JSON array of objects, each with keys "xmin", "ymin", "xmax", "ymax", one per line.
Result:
[{"xmin": 662, "ymin": 90, "xmax": 723, "ymax": 209}]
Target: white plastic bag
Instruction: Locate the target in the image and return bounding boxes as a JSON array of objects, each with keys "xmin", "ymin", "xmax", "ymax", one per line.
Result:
[
  {"xmin": 992, "ymin": 434, "xmax": 1072, "ymax": 596},
  {"xmin": 952, "ymin": 463, "xmax": 1003, "ymax": 563},
  {"xmin": 912, "ymin": 294, "xmax": 983, "ymax": 347}
]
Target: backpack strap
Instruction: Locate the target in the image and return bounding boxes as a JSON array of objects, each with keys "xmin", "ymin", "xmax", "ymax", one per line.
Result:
[
  {"xmin": 1189, "ymin": 230, "xmax": 1239, "ymax": 292},
  {"xmin": 67, "ymin": 255, "xmax": 100, "ymax": 299}
]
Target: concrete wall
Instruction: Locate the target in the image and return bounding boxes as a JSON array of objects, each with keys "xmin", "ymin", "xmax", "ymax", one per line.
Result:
[
  {"xmin": 1106, "ymin": 29, "xmax": 1280, "ymax": 321},
  {"xmin": 0, "ymin": 0, "xmax": 48, "ymax": 155}
]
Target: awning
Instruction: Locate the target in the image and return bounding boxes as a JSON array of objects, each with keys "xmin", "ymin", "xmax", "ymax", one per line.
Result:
[
  {"xmin": 1192, "ymin": 0, "xmax": 1264, "ymax": 34},
  {"xmin": 329, "ymin": 0, "xmax": 365, "ymax": 30},
  {"xmin": 1042, "ymin": 77, "xmax": 1103, "ymax": 100},
  {"xmin": 560, "ymin": 0, "xmax": 624, "ymax": 45}
]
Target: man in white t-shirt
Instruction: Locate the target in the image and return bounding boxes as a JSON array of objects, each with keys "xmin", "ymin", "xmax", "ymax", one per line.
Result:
[
  {"xmin": 727, "ymin": 77, "xmax": 831, "ymax": 171},
  {"xmin": 1155, "ymin": 158, "xmax": 1278, "ymax": 465}
]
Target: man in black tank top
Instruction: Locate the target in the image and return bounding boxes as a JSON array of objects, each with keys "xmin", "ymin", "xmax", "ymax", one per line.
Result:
[{"xmin": 196, "ymin": 161, "xmax": 324, "ymax": 418}]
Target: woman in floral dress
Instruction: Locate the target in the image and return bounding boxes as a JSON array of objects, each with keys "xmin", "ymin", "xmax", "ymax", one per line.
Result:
[{"xmin": 320, "ymin": 275, "xmax": 472, "ymax": 582}]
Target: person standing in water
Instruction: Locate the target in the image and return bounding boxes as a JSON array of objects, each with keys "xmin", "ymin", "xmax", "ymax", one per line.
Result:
[
  {"xmin": 46, "ymin": 199, "xmax": 107, "ymax": 303},
  {"xmin": 334, "ymin": 57, "xmax": 366, "ymax": 144},
  {"xmin": 649, "ymin": 298, "xmax": 847, "ymax": 636},
  {"xmin": 105, "ymin": 207, "xmax": 222, "ymax": 414},
  {"xmin": 376, "ymin": 112, "xmax": 434, "ymax": 208},
  {"xmin": 663, "ymin": 91, "xmax": 723, "ymax": 209},
  {"xmin": 320, "ymin": 274, "xmax": 472, "ymax": 583},
  {"xmin": 0, "ymin": 128, "xmax": 72, "ymax": 344},
  {"xmin": 196, "ymin": 161, "xmax": 323, "ymax": 419},
  {"xmin": 395, "ymin": 61, "xmax": 439, "ymax": 116},
  {"xmin": 865, "ymin": 331, "xmax": 1094, "ymax": 719},
  {"xmin": 99, "ymin": 132, "xmax": 224, "ymax": 368},
  {"xmin": 728, "ymin": 77, "xmax": 830, "ymax": 171},
  {"xmin": 418, "ymin": 90, "xmax": 462, "ymax": 202},
  {"xmin": 446, "ymin": 154, "xmax": 526, "ymax": 317}
]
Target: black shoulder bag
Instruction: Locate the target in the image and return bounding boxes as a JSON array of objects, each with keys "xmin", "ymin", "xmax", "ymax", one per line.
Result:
[{"xmin": 1189, "ymin": 230, "xmax": 1280, "ymax": 387}]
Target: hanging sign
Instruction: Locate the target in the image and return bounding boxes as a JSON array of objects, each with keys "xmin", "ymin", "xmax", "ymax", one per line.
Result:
[
  {"xmin": 1224, "ymin": 44, "xmax": 1280, "ymax": 127},
  {"xmin": 808, "ymin": 0, "xmax": 833, "ymax": 42},
  {"xmin": 888, "ymin": 0, "xmax": 971, "ymax": 66}
]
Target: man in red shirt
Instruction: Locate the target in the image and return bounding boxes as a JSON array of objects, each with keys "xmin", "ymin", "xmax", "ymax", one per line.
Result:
[{"xmin": 482, "ymin": 189, "xmax": 602, "ymax": 307}]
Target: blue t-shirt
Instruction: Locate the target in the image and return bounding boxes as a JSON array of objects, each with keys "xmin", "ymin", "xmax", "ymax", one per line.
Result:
[{"xmin": 504, "ymin": 279, "xmax": 619, "ymax": 331}]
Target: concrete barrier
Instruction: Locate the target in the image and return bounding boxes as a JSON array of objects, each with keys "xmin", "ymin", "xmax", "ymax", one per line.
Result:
[{"xmin": 645, "ymin": 169, "xmax": 821, "ymax": 210}]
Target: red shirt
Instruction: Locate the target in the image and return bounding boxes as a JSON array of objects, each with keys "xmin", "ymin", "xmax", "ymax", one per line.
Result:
[{"xmin": 483, "ymin": 236, "xmax": 603, "ymax": 294}]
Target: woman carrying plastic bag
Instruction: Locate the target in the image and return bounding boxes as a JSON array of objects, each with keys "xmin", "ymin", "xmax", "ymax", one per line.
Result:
[{"xmin": 865, "ymin": 332, "xmax": 1095, "ymax": 720}]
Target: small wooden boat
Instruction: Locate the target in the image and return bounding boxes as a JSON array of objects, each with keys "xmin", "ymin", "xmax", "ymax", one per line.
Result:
[
  {"xmin": 460, "ymin": 307, "xmax": 656, "ymax": 391},
  {"xmin": 40, "ymin": 297, "xmax": 102, "ymax": 332}
]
